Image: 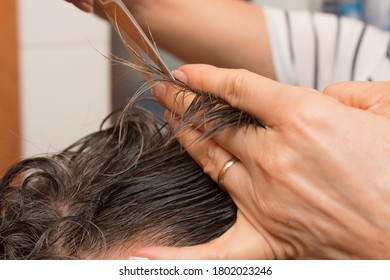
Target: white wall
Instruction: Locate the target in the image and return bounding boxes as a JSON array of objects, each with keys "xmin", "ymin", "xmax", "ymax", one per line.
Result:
[{"xmin": 18, "ymin": 0, "xmax": 111, "ymax": 157}]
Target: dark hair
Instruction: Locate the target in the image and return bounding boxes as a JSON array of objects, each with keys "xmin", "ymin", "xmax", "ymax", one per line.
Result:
[
  {"xmin": 0, "ymin": 100, "xmax": 239, "ymax": 259},
  {"xmin": 1, "ymin": 39, "xmax": 263, "ymax": 258}
]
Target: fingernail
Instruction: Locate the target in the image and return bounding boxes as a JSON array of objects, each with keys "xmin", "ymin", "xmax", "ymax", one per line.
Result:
[
  {"xmin": 152, "ymin": 82, "xmax": 166, "ymax": 98},
  {"xmin": 129, "ymin": 257, "xmax": 150, "ymax": 260},
  {"xmin": 79, "ymin": 2, "xmax": 94, "ymax": 13},
  {"xmin": 173, "ymin": 70, "xmax": 187, "ymax": 84}
]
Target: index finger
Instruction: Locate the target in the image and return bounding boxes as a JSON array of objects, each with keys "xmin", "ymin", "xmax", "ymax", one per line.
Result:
[
  {"xmin": 66, "ymin": 0, "xmax": 94, "ymax": 13},
  {"xmin": 178, "ymin": 64, "xmax": 314, "ymax": 127}
]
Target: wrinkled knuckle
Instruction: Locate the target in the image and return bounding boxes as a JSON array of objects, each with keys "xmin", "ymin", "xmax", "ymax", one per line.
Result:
[
  {"xmin": 290, "ymin": 102, "xmax": 312, "ymax": 123},
  {"xmin": 199, "ymin": 145, "xmax": 217, "ymax": 176},
  {"xmin": 288, "ymin": 97, "xmax": 325, "ymax": 128},
  {"xmin": 262, "ymin": 152, "xmax": 294, "ymax": 178},
  {"xmin": 221, "ymin": 69, "xmax": 250, "ymax": 108}
]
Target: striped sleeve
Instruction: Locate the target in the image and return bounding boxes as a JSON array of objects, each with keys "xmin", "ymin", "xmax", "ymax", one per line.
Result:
[{"xmin": 262, "ymin": 6, "xmax": 390, "ymax": 90}]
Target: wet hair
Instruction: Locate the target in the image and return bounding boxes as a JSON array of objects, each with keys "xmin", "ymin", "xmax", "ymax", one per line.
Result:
[
  {"xmin": 0, "ymin": 98, "xmax": 241, "ymax": 259},
  {"xmin": 1, "ymin": 45, "xmax": 263, "ymax": 259}
]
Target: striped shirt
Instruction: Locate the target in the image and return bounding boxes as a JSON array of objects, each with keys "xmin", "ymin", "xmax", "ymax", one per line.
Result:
[{"xmin": 262, "ymin": 7, "xmax": 390, "ymax": 90}]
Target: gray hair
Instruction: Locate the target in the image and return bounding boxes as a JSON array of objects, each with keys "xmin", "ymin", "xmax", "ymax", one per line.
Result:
[{"xmin": 0, "ymin": 102, "xmax": 237, "ymax": 259}]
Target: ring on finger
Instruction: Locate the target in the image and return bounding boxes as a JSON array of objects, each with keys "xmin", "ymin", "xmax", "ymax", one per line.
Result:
[{"xmin": 217, "ymin": 157, "xmax": 238, "ymax": 191}]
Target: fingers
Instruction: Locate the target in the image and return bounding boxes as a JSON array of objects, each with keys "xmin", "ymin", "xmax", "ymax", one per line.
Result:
[
  {"xmin": 165, "ymin": 112, "xmax": 252, "ymax": 203},
  {"xmin": 323, "ymin": 81, "xmax": 377, "ymax": 108},
  {"xmin": 153, "ymin": 79, "xmax": 196, "ymax": 118},
  {"xmin": 156, "ymin": 68, "xmax": 269, "ymax": 184},
  {"xmin": 166, "ymin": 64, "xmax": 315, "ymax": 127},
  {"xmin": 132, "ymin": 213, "xmax": 279, "ymax": 260},
  {"xmin": 155, "ymin": 76, "xmax": 265, "ymax": 162},
  {"xmin": 66, "ymin": 0, "xmax": 94, "ymax": 13},
  {"xmin": 323, "ymin": 81, "xmax": 390, "ymax": 117}
]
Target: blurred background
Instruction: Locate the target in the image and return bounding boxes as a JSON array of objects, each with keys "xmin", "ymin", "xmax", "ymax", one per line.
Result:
[{"xmin": 1, "ymin": 0, "xmax": 389, "ymax": 172}]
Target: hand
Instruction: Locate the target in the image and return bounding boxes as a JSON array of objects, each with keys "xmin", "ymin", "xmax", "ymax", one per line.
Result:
[
  {"xmin": 134, "ymin": 64, "xmax": 390, "ymax": 259},
  {"xmin": 65, "ymin": 0, "xmax": 139, "ymax": 19},
  {"xmin": 65, "ymin": 0, "xmax": 94, "ymax": 13},
  {"xmin": 323, "ymin": 81, "xmax": 390, "ymax": 118},
  {"xmin": 64, "ymin": 0, "xmax": 275, "ymax": 78}
]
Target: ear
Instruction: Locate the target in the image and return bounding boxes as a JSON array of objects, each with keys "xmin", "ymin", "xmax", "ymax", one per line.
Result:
[{"xmin": 323, "ymin": 81, "xmax": 390, "ymax": 117}]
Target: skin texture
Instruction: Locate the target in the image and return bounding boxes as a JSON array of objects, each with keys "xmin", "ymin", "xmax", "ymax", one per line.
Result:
[
  {"xmin": 65, "ymin": 0, "xmax": 275, "ymax": 79},
  {"xmin": 133, "ymin": 65, "xmax": 390, "ymax": 259},
  {"xmin": 65, "ymin": 0, "xmax": 94, "ymax": 13}
]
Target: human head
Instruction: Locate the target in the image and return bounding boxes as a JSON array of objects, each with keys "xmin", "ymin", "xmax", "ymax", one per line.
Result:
[{"xmin": 0, "ymin": 102, "xmax": 236, "ymax": 259}]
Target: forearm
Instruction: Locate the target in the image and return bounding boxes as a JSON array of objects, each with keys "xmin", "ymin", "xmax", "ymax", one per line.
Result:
[{"xmin": 120, "ymin": 0, "xmax": 275, "ymax": 79}]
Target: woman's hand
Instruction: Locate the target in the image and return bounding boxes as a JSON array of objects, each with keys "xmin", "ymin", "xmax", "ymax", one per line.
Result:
[
  {"xmin": 65, "ymin": 0, "xmax": 140, "ymax": 16},
  {"xmin": 64, "ymin": 0, "xmax": 141, "ymax": 20},
  {"xmin": 65, "ymin": 0, "xmax": 94, "ymax": 13},
  {"xmin": 323, "ymin": 81, "xmax": 390, "ymax": 118},
  {"xmin": 133, "ymin": 64, "xmax": 390, "ymax": 259}
]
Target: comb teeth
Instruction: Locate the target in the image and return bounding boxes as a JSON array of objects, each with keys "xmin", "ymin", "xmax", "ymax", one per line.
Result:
[
  {"xmin": 97, "ymin": 1, "xmax": 262, "ymax": 139},
  {"xmin": 96, "ymin": 0, "xmax": 174, "ymax": 82}
]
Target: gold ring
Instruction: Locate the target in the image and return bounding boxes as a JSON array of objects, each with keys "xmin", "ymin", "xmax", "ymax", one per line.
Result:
[{"xmin": 217, "ymin": 158, "xmax": 238, "ymax": 191}]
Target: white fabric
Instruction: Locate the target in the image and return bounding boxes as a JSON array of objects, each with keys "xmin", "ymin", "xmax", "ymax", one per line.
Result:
[{"xmin": 262, "ymin": 6, "xmax": 390, "ymax": 90}]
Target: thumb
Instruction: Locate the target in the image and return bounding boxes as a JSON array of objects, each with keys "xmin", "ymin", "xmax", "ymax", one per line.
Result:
[
  {"xmin": 323, "ymin": 81, "xmax": 390, "ymax": 117},
  {"xmin": 131, "ymin": 213, "xmax": 288, "ymax": 260}
]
